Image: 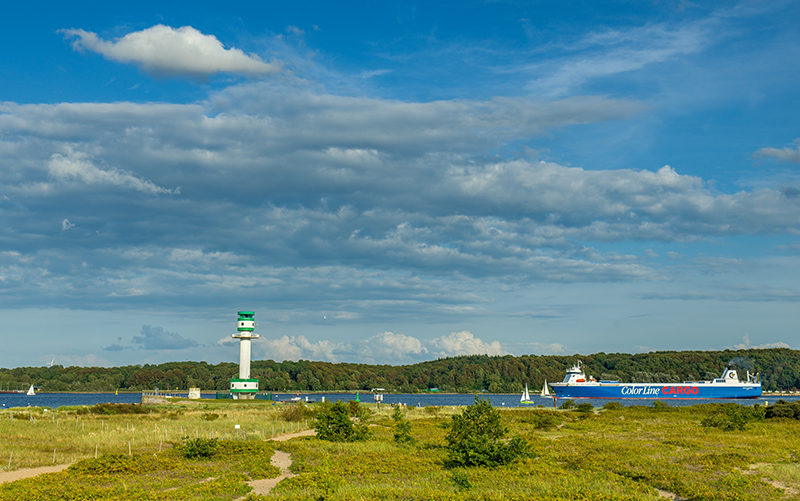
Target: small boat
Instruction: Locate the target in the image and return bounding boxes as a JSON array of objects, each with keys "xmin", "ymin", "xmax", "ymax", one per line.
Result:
[
  {"xmin": 520, "ymin": 384, "xmax": 534, "ymax": 404},
  {"xmin": 540, "ymin": 380, "xmax": 551, "ymax": 397},
  {"xmin": 26, "ymin": 385, "xmax": 35, "ymax": 396}
]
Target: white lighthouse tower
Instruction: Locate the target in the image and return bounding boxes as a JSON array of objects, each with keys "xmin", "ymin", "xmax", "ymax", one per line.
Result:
[{"xmin": 230, "ymin": 311, "xmax": 260, "ymax": 399}]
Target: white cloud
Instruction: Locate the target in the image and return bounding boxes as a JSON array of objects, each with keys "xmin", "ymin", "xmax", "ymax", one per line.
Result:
[
  {"xmin": 754, "ymin": 139, "xmax": 800, "ymax": 164},
  {"xmin": 525, "ymin": 20, "xmax": 712, "ymax": 97},
  {"xmin": 358, "ymin": 332, "xmax": 429, "ymax": 363},
  {"xmin": 47, "ymin": 149, "xmax": 178, "ymax": 195},
  {"xmin": 61, "ymin": 219, "xmax": 75, "ymax": 231},
  {"xmin": 728, "ymin": 333, "xmax": 791, "ymax": 350},
  {"xmin": 427, "ymin": 331, "xmax": 507, "ymax": 357},
  {"xmin": 262, "ymin": 335, "xmax": 342, "ymax": 362},
  {"xmin": 61, "ymin": 25, "xmax": 279, "ymax": 78}
]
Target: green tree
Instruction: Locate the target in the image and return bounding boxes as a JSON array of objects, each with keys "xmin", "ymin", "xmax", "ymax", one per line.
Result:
[
  {"xmin": 313, "ymin": 401, "xmax": 371, "ymax": 442},
  {"xmin": 444, "ymin": 397, "xmax": 529, "ymax": 467}
]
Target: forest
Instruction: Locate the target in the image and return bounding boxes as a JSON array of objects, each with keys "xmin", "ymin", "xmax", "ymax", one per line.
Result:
[{"xmin": 1, "ymin": 348, "xmax": 798, "ymax": 393}]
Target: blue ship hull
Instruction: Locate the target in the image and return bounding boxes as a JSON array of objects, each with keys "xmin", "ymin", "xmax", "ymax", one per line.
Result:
[{"xmin": 551, "ymin": 383, "xmax": 761, "ymax": 399}]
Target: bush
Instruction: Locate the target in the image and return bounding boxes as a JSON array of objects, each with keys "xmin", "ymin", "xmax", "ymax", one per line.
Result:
[
  {"xmin": 181, "ymin": 437, "xmax": 220, "ymax": 458},
  {"xmin": 575, "ymin": 402, "xmax": 594, "ymax": 413},
  {"xmin": 701, "ymin": 403, "xmax": 765, "ymax": 431},
  {"xmin": 313, "ymin": 400, "xmax": 371, "ymax": 442},
  {"xmin": 559, "ymin": 399, "xmax": 575, "ymax": 410},
  {"xmin": 444, "ymin": 397, "xmax": 530, "ymax": 468},
  {"xmin": 765, "ymin": 400, "xmax": 800, "ymax": 420},
  {"xmin": 603, "ymin": 401, "xmax": 623, "ymax": 411},
  {"xmin": 392, "ymin": 405, "xmax": 414, "ymax": 445}
]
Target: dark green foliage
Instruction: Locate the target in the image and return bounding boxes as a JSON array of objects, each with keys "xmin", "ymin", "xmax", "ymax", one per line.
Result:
[
  {"xmin": 201, "ymin": 412, "xmax": 221, "ymax": 421},
  {"xmin": 76, "ymin": 403, "xmax": 152, "ymax": 415},
  {"xmin": 392, "ymin": 405, "xmax": 414, "ymax": 444},
  {"xmin": 575, "ymin": 402, "xmax": 594, "ymax": 413},
  {"xmin": 180, "ymin": 437, "xmax": 220, "ymax": 458},
  {"xmin": 701, "ymin": 403, "xmax": 765, "ymax": 431},
  {"xmin": 313, "ymin": 400, "xmax": 371, "ymax": 442},
  {"xmin": 652, "ymin": 400, "xmax": 671, "ymax": 410},
  {"xmin": 4, "ymin": 347, "xmax": 800, "ymax": 393},
  {"xmin": 444, "ymin": 397, "xmax": 530, "ymax": 468},
  {"xmin": 560, "ymin": 399, "xmax": 575, "ymax": 409},
  {"xmin": 603, "ymin": 401, "xmax": 623, "ymax": 411},
  {"xmin": 450, "ymin": 470, "xmax": 472, "ymax": 490},
  {"xmin": 765, "ymin": 399, "xmax": 800, "ymax": 419}
]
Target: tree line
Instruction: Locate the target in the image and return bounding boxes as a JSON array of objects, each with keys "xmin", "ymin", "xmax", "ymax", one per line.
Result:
[{"xmin": 1, "ymin": 348, "xmax": 798, "ymax": 393}]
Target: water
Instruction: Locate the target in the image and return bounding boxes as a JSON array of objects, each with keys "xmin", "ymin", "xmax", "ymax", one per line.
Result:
[
  {"xmin": 2, "ymin": 391, "xmax": 797, "ymax": 410},
  {"xmin": 0, "ymin": 392, "xmax": 143, "ymax": 409},
  {"xmin": 271, "ymin": 392, "xmax": 800, "ymax": 408}
]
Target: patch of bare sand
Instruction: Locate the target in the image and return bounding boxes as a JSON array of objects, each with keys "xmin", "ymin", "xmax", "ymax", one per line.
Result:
[
  {"xmin": 242, "ymin": 429, "xmax": 317, "ymax": 498},
  {"xmin": 0, "ymin": 464, "xmax": 71, "ymax": 485}
]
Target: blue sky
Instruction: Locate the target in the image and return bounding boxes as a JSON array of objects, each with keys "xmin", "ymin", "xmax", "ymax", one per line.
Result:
[{"xmin": 1, "ymin": 1, "xmax": 799, "ymax": 369}]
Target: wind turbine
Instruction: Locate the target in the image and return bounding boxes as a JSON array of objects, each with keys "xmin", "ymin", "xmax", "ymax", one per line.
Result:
[{"xmin": 46, "ymin": 357, "xmax": 55, "ymax": 367}]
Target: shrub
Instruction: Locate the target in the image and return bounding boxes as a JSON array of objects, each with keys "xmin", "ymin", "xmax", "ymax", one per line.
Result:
[
  {"xmin": 575, "ymin": 402, "xmax": 594, "ymax": 413},
  {"xmin": 392, "ymin": 405, "xmax": 414, "ymax": 445},
  {"xmin": 559, "ymin": 399, "xmax": 575, "ymax": 410},
  {"xmin": 313, "ymin": 400, "xmax": 371, "ymax": 442},
  {"xmin": 201, "ymin": 412, "xmax": 221, "ymax": 421},
  {"xmin": 181, "ymin": 437, "xmax": 220, "ymax": 458},
  {"xmin": 652, "ymin": 400, "xmax": 671, "ymax": 410},
  {"xmin": 765, "ymin": 400, "xmax": 800, "ymax": 420},
  {"xmin": 701, "ymin": 403, "xmax": 765, "ymax": 431},
  {"xmin": 444, "ymin": 396, "xmax": 530, "ymax": 468},
  {"xmin": 603, "ymin": 401, "xmax": 623, "ymax": 411}
]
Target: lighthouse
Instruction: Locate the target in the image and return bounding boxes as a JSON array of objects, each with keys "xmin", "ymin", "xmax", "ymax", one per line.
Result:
[{"xmin": 230, "ymin": 311, "xmax": 260, "ymax": 399}]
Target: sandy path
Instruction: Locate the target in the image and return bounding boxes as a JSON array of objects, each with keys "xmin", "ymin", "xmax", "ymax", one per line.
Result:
[
  {"xmin": 0, "ymin": 428, "xmax": 316, "ymax": 496},
  {"xmin": 0, "ymin": 464, "xmax": 71, "ymax": 485},
  {"xmin": 244, "ymin": 429, "xmax": 316, "ymax": 498}
]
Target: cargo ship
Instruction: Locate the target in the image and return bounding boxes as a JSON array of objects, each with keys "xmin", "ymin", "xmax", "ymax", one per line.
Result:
[{"xmin": 550, "ymin": 361, "xmax": 761, "ymax": 399}]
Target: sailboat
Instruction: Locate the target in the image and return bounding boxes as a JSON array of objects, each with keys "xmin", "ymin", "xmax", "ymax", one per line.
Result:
[
  {"xmin": 26, "ymin": 384, "xmax": 35, "ymax": 396},
  {"xmin": 520, "ymin": 384, "xmax": 534, "ymax": 404},
  {"xmin": 540, "ymin": 380, "xmax": 551, "ymax": 397}
]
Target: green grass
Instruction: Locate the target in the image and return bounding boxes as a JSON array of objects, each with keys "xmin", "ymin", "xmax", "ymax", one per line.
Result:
[{"xmin": 3, "ymin": 401, "xmax": 800, "ymax": 500}]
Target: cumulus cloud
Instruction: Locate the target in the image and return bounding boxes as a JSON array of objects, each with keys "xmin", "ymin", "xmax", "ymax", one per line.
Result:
[
  {"xmin": 754, "ymin": 139, "xmax": 800, "ymax": 164},
  {"xmin": 132, "ymin": 325, "xmax": 199, "ymax": 350},
  {"xmin": 61, "ymin": 219, "xmax": 75, "ymax": 231},
  {"xmin": 60, "ymin": 25, "xmax": 279, "ymax": 78},
  {"xmin": 256, "ymin": 331, "xmax": 507, "ymax": 364},
  {"xmin": 728, "ymin": 333, "xmax": 791, "ymax": 350},
  {"xmin": 428, "ymin": 331, "xmax": 507, "ymax": 357},
  {"xmin": 358, "ymin": 332, "xmax": 429, "ymax": 363},
  {"xmin": 262, "ymin": 335, "xmax": 341, "ymax": 362}
]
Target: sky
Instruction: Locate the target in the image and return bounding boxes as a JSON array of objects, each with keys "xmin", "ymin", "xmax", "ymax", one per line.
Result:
[{"xmin": 1, "ymin": 1, "xmax": 799, "ymax": 369}]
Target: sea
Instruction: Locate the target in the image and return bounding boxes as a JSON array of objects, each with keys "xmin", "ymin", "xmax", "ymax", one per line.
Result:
[{"xmin": 1, "ymin": 391, "xmax": 798, "ymax": 410}]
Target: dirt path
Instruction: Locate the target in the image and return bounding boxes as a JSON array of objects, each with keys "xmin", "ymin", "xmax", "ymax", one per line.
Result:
[
  {"xmin": 242, "ymin": 428, "xmax": 316, "ymax": 498},
  {"xmin": 0, "ymin": 428, "xmax": 317, "ymax": 494},
  {"xmin": 0, "ymin": 464, "xmax": 72, "ymax": 485}
]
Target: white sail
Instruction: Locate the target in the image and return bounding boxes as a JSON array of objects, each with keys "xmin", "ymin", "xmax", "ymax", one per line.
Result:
[
  {"xmin": 540, "ymin": 380, "xmax": 550, "ymax": 397},
  {"xmin": 520, "ymin": 384, "xmax": 532, "ymax": 403},
  {"xmin": 26, "ymin": 384, "xmax": 35, "ymax": 396}
]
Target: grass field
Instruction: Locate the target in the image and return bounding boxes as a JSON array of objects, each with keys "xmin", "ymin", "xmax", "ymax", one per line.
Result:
[{"xmin": 2, "ymin": 400, "xmax": 799, "ymax": 500}]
